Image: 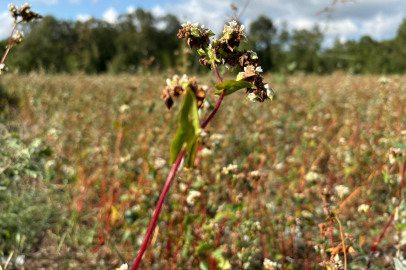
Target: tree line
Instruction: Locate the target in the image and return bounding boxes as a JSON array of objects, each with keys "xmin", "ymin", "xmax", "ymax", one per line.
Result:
[{"xmin": 1, "ymin": 8, "xmax": 406, "ymax": 75}]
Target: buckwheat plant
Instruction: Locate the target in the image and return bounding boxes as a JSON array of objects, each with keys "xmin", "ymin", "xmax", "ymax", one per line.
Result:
[
  {"xmin": 130, "ymin": 20, "xmax": 275, "ymax": 270},
  {"xmin": 0, "ymin": 3, "xmax": 42, "ymax": 74}
]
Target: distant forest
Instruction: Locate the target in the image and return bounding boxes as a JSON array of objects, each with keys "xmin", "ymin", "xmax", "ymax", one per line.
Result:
[{"xmin": 2, "ymin": 8, "xmax": 406, "ymax": 75}]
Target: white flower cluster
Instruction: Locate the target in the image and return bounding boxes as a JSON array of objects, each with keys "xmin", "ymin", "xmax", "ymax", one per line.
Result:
[
  {"xmin": 13, "ymin": 30, "xmax": 24, "ymax": 43},
  {"xmin": 186, "ymin": 190, "xmax": 201, "ymax": 205},
  {"xmin": 358, "ymin": 204, "xmax": 370, "ymax": 213},
  {"xmin": 8, "ymin": 4, "xmax": 17, "ymax": 12},
  {"xmin": 181, "ymin": 21, "xmax": 215, "ymax": 37},
  {"xmin": 222, "ymin": 164, "xmax": 237, "ymax": 175},
  {"xmin": 166, "ymin": 74, "xmax": 190, "ymax": 90},
  {"xmin": 305, "ymin": 171, "xmax": 320, "ymax": 182},
  {"xmin": 334, "ymin": 185, "xmax": 350, "ymax": 199},
  {"xmin": 263, "ymin": 258, "xmax": 282, "ymax": 269},
  {"xmin": 181, "ymin": 21, "xmax": 199, "ymax": 29},
  {"xmin": 200, "ymin": 148, "xmax": 213, "ymax": 157},
  {"xmin": 0, "ymin": 64, "xmax": 6, "ymax": 75},
  {"xmin": 222, "ymin": 20, "xmax": 248, "ymax": 42}
]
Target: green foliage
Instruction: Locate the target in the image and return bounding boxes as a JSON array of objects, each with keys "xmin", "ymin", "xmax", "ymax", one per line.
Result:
[
  {"xmin": 170, "ymin": 87, "xmax": 201, "ymax": 167},
  {"xmin": 0, "ymin": 133, "xmax": 57, "ymax": 256},
  {"xmin": 213, "ymin": 80, "xmax": 256, "ymax": 97}
]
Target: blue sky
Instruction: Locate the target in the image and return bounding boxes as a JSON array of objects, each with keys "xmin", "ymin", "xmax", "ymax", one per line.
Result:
[{"xmin": 1, "ymin": 0, "xmax": 405, "ymax": 47}]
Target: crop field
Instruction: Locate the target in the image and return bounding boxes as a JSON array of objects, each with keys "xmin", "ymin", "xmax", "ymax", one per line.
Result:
[{"xmin": 0, "ymin": 72, "xmax": 406, "ymax": 269}]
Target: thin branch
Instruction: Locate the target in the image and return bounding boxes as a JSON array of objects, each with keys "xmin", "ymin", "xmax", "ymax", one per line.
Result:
[{"xmin": 1, "ymin": 22, "xmax": 18, "ymax": 65}]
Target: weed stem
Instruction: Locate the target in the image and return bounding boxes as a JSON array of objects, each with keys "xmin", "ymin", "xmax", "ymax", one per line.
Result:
[{"xmin": 131, "ymin": 61, "xmax": 226, "ymax": 270}]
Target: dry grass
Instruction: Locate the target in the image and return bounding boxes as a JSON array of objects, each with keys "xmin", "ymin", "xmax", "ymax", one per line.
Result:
[{"xmin": 0, "ymin": 72, "xmax": 405, "ymax": 269}]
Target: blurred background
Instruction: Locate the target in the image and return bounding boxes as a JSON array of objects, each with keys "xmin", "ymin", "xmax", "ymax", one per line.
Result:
[{"xmin": 2, "ymin": 1, "xmax": 406, "ymax": 270}]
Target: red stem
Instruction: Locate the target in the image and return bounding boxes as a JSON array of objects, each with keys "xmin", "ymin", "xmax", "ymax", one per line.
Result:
[
  {"xmin": 1, "ymin": 23, "xmax": 17, "ymax": 65},
  {"xmin": 131, "ymin": 61, "xmax": 225, "ymax": 270},
  {"xmin": 330, "ymin": 219, "xmax": 334, "ymax": 249},
  {"xmin": 209, "ymin": 214, "xmax": 229, "ymax": 270},
  {"xmin": 365, "ymin": 161, "xmax": 406, "ymax": 270}
]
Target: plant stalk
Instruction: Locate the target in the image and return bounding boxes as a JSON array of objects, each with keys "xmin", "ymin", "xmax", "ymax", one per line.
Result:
[{"xmin": 131, "ymin": 61, "xmax": 225, "ymax": 270}]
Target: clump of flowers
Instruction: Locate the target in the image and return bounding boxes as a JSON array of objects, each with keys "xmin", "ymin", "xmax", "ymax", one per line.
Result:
[
  {"xmin": 358, "ymin": 204, "xmax": 370, "ymax": 213},
  {"xmin": 161, "ymin": 74, "xmax": 206, "ymax": 109},
  {"xmin": 334, "ymin": 185, "xmax": 350, "ymax": 199},
  {"xmin": 1, "ymin": 3, "xmax": 42, "ymax": 75},
  {"xmin": 9, "ymin": 3, "xmax": 42, "ymax": 22},
  {"xmin": 173, "ymin": 19, "xmax": 275, "ymax": 103},
  {"xmin": 263, "ymin": 258, "xmax": 282, "ymax": 270}
]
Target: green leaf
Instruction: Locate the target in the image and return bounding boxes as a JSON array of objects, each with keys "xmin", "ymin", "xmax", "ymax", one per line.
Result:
[
  {"xmin": 199, "ymin": 262, "xmax": 209, "ymax": 270},
  {"xmin": 197, "ymin": 48, "xmax": 206, "ymax": 56},
  {"xmin": 195, "ymin": 241, "xmax": 215, "ymax": 255},
  {"xmin": 170, "ymin": 88, "xmax": 201, "ymax": 167},
  {"xmin": 394, "ymin": 258, "xmax": 406, "ymax": 270},
  {"xmin": 205, "ymin": 45, "xmax": 221, "ymax": 67},
  {"xmin": 214, "ymin": 80, "xmax": 257, "ymax": 97},
  {"xmin": 212, "ymin": 248, "xmax": 231, "ymax": 269},
  {"xmin": 214, "ymin": 212, "xmax": 236, "ymax": 222},
  {"xmin": 191, "ymin": 29, "xmax": 200, "ymax": 37},
  {"xmin": 206, "ymin": 30, "xmax": 215, "ymax": 37},
  {"xmin": 397, "ymin": 223, "xmax": 406, "ymax": 232},
  {"xmin": 392, "ymin": 142, "xmax": 406, "ymax": 150}
]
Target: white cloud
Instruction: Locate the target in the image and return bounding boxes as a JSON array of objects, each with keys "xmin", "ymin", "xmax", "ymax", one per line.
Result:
[
  {"xmin": 151, "ymin": 6, "xmax": 166, "ymax": 18},
  {"xmin": 31, "ymin": 0, "xmax": 58, "ymax": 4},
  {"xmin": 150, "ymin": 0, "xmax": 405, "ymax": 45},
  {"xmin": 77, "ymin": 14, "xmax": 92, "ymax": 22},
  {"xmin": 127, "ymin": 6, "xmax": 136, "ymax": 14},
  {"xmin": 0, "ymin": 11, "xmax": 15, "ymax": 41},
  {"xmin": 103, "ymin": 7, "xmax": 119, "ymax": 24}
]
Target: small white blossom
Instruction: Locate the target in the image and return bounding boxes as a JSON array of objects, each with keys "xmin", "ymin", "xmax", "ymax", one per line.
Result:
[
  {"xmin": 265, "ymin": 84, "xmax": 275, "ymax": 100},
  {"xmin": 186, "ymin": 190, "xmax": 201, "ymax": 205},
  {"xmin": 13, "ymin": 30, "xmax": 24, "ymax": 42},
  {"xmin": 255, "ymin": 66, "xmax": 263, "ymax": 73},
  {"xmin": 335, "ymin": 185, "xmax": 350, "ymax": 198},
  {"xmin": 16, "ymin": 255, "xmax": 25, "ymax": 266},
  {"xmin": 378, "ymin": 77, "xmax": 389, "ymax": 85},
  {"xmin": 186, "ymin": 21, "xmax": 192, "ymax": 27},
  {"xmin": 120, "ymin": 263, "xmax": 129, "ymax": 270},
  {"xmin": 250, "ymin": 170, "xmax": 260, "ymax": 177},
  {"xmin": 201, "ymin": 24, "xmax": 205, "ymax": 29},
  {"xmin": 249, "ymin": 50, "xmax": 258, "ymax": 59},
  {"xmin": 247, "ymin": 93, "xmax": 258, "ymax": 102},
  {"xmin": 181, "ymin": 23, "xmax": 186, "ymax": 28},
  {"xmin": 210, "ymin": 133, "xmax": 224, "ymax": 142},
  {"xmin": 200, "ymin": 148, "xmax": 213, "ymax": 157},
  {"xmin": 301, "ymin": 210, "xmax": 313, "ymax": 218},
  {"xmin": 154, "ymin": 158, "xmax": 166, "ymax": 169},
  {"xmin": 0, "ymin": 64, "xmax": 5, "ymax": 74},
  {"xmin": 192, "ymin": 22, "xmax": 199, "ymax": 28},
  {"xmin": 228, "ymin": 20, "xmax": 238, "ymax": 28},
  {"xmin": 8, "ymin": 4, "xmax": 17, "ymax": 11},
  {"xmin": 222, "ymin": 164, "xmax": 237, "ymax": 174},
  {"xmin": 179, "ymin": 74, "xmax": 190, "ymax": 89},
  {"xmin": 305, "ymin": 171, "xmax": 319, "ymax": 182},
  {"xmin": 240, "ymin": 25, "xmax": 245, "ymax": 32},
  {"xmin": 119, "ymin": 104, "xmax": 130, "ymax": 113},
  {"xmin": 263, "ymin": 258, "xmax": 281, "ymax": 269},
  {"xmin": 358, "ymin": 204, "xmax": 370, "ymax": 213}
]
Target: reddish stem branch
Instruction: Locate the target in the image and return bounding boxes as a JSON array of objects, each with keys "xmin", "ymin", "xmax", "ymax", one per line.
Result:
[
  {"xmin": 209, "ymin": 214, "xmax": 229, "ymax": 270},
  {"xmin": 330, "ymin": 219, "xmax": 334, "ymax": 249},
  {"xmin": 365, "ymin": 161, "xmax": 406, "ymax": 270},
  {"xmin": 1, "ymin": 23, "xmax": 17, "ymax": 66},
  {"xmin": 131, "ymin": 61, "xmax": 226, "ymax": 270}
]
